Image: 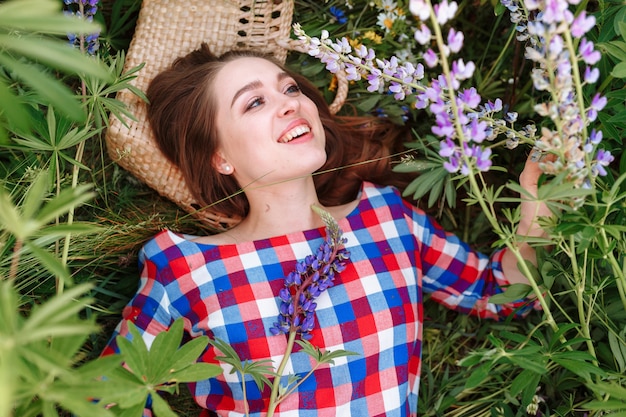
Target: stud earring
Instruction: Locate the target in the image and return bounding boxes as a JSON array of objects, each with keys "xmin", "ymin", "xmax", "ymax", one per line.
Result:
[{"xmin": 223, "ymin": 164, "xmax": 232, "ymax": 173}]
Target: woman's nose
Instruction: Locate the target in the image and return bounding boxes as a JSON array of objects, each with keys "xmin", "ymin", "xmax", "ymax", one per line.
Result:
[{"xmin": 278, "ymin": 96, "xmax": 300, "ymax": 116}]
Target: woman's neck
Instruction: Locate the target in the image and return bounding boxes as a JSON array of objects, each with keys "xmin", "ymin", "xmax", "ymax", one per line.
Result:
[{"xmin": 230, "ymin": 178, "xmax": 325, "ymax": 241}]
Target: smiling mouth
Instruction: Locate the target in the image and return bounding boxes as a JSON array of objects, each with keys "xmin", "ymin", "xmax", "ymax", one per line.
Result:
[{"xmin": 278, "ymin": 125, "xmax": 311, "ymax": 143}]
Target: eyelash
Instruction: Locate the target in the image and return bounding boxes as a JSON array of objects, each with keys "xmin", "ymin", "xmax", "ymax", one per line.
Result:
[{"xmin": 245, "ymin": 83, "xmax": 301, "ymax": 111}]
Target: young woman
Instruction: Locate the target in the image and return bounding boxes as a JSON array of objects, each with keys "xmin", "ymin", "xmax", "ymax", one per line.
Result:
[{"xmin": 103, "ymin": 44, "xmax": 548, "ymax": 416}]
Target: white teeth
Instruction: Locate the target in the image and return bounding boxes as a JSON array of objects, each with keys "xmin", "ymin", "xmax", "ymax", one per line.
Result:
[{"xmin": 279, "ymin": 125, "xmax": 310, "ymax": 143}]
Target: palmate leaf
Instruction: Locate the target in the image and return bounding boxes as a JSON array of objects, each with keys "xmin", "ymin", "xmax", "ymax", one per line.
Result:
[{"xmin": 110, "ymin": 319, "xmax": 222, "ymax": 414}]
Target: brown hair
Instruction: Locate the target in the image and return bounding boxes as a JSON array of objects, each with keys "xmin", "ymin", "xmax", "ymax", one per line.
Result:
[{"xmin": 147, "ymin": 43, "xmax": 410, "ymax": 220}]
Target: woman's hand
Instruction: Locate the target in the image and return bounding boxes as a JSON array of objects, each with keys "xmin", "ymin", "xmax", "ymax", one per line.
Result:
[
  {"xmin": 501, "ymin": 150, "xmax": 553, "ymax": 286},
  {"xmin": 517, "ymin": 150, "xmax": 552, "ymax": 239}
]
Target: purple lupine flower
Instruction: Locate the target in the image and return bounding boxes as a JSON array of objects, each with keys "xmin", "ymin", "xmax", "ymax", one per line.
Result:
[
  {"xmin": 64, "ymin": 0, "xmax": 100, "ymax": 55},
  {"xmin": 270, "ymin": 210, "xmax": 350, "ymax": 340},
  {"xmin": 423, "ymin": 49, "xmax": 438, "ymax": 67},
  {"xmin": 409, "ymin": 0, "xmax": 431, "ymax": 20},
  {"xmin": 434, "ymin": 0, "xmax": 458, "ymax": 24},
  {"xmin": 447, "ymin": 28, "xmax": 464, "ymax": 54},
  {"xmin": 571, "ymin": 11, "xmax": 595, "ymax": 37},
  {"xmin": 584, "ymin": 66, "xmax": 600, "ymax": 84},
  {"xmin": 587, "ymin": 93, "xmax": 607, "ymax": 122},
  {"xmin": 414, "ymin": 23, "xmax": 432, "ymax": 45},
  {"xmin": 579, "ymin": 38, "xmax": 601, "ymax": 65}
]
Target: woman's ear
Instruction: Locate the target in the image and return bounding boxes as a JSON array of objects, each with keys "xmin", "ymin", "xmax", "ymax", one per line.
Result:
[{"xmin": 213, "ymin": 152, "xmax": 234, "ymax": 175}]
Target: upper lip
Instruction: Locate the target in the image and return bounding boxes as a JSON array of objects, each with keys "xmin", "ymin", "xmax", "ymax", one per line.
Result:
[{"xmin": 278, "ymin": 119, "xmax": 311, "ymax": 143}]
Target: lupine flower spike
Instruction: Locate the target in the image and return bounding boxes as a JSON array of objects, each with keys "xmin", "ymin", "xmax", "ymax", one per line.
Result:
[
  {"xmin": 64, "ymin": 0, "xmax": 100, "ymax": 55},
  {"xmin": 270, "ymin": 205, "xmax": 350, "ymax": 340}
]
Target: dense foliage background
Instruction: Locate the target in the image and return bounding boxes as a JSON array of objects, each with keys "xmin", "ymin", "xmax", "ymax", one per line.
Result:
[{"xmin": 0, "ymin": 0, "xmax": 625, "ymax": 416}]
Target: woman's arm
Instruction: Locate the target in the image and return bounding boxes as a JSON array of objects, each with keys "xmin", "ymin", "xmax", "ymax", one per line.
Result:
[{"xmin": 501, "ymin": 153, "xmax": 552, "ymax": 286}]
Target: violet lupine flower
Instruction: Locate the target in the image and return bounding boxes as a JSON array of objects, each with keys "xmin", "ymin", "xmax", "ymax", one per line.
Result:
[
  {"xmin": 64, "ymin": 0, "xmax": 100, "ymax": 55},
  {"xmin": 509, "ymin": 0, "xmax": 613, "ymax": 191},
  {"xmin": 293, "ymin": 1, "xmax": 522, "ymax": 178},
  {"xmin": 270, "ymin": 207, "xmax": 350, "ymax": 340}
]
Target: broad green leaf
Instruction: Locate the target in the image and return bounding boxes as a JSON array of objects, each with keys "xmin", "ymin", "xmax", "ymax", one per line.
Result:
[
  {"xmin": 509, "ymin": 368, "xmax": 539, "ymax": 397},
  {"xmin": 608, "ymin": 331, "xmax": 626, "ymax": 372},
  {"xmin": 75, "ymin": 354, "xmax": 125, "ymax": 380},
  {"xmin": 115, "ymin": 337, "xmax": 148, "ymax": 383},
  {"xmin": 151, "ymin": 392, "xmax": 178, "ymax": 417},
  {"xmin": 0, "ymin": 77, "xmax": 30, "ymax": 133},
  {"xmin": 23, "ymin": 241, "xmax": 72, "ymax": 290},
  {"xmin": 0, "ymin": 53, "xmax": 85, "ymax": 123},
  {"xmin": 0, "ymin": 35, "xmax": 110, "ymax": 81},
  {"xmin": 551, "ymin": 357, "xmax": 606, "ymax": 379},
  {"xmin": 55, "ymin": 394, "xmax": 113, "ymax": 417},
  {"xmin": 21, "ymin": 172, "xmax": 49, "ymax": 225},
  {"xmin": 36, "ymin": 223, "xmax": 103, "ymax": 240},
  {"xmin": 0, "ymin": 189, "xmax": 23, "ymax": 238},
  {"xmin": 507, "ymin": 355, "xmax": 547, "ymax": 375},
  {"xmin": 114, "ymin": 397, "xmax": 149, "ymax": 417},
  {"xmin": 0, "ymin": 0, "xmax": 99, "ymax": 34},
  {"xmin": 464, "ymin": 360, "xmax": 493, "ymax": 389},
  {"xmin": 611, "ymin": 62, "xmax": 626, "ymax": 79},
  {"xmin": 35, "ymin": 184, "xmax": 94, "ymax": 225},
  {"xmin": 20, "ymin": 283, "xmax": 94, "ymax": 336},
  {"xmin": 488, "ymin": 283, "xmax": 532, "ymax": 304},
  {"xmin": 148, "ymin": 319, "xmax": 185, "ymax": 381},
  {"xmin": 548, "ymin": 323, "xmax": 580, "ymax": 351},
  {"xmin": 167, "ymin": 363, "xmax": 222, "ymax": 383},
  {"xmin": 166, "ymin": 336, "xmax": 211, "ymax": 375}
]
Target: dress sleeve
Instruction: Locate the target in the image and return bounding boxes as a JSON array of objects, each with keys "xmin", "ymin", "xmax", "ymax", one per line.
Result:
[
  {"xmin": 101, "ymin": 246, "xmax": 174, "ymax": 417},
  {"xmin": 408, "ymin": 204, "xmax": 537, "ymax": 319}
]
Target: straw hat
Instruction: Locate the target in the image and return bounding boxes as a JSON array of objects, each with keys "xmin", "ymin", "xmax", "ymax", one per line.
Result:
[{"xmin": 105, "ymin": 0, "xmax": 347, "ymax": 229}]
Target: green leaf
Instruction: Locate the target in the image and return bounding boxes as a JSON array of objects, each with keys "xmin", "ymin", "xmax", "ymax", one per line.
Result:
[
  {"xmin": 0, "ymin": 53, "xmax": 85, "ymax": 123},
  {"xmin": 23, "ymin": 242, "xmax": 72, "ymax": 285},
  {"xmin": 0, "ymin": 188, "xmax": 24, "ymax": 238},
  {"xmin": 116, "ymin": 323, "xmax": 149, "ymax": 382},
  {"xmin": 464, "ymin": 360, "xmax": 493, "ymax": 389},
  {"xmin": 509, "ymin": 369, "xmax": 539, "ymax": 397},
  {"xmin": 0, "ymin": 35, "xmax": 108, "ymax": 79},
  {"xmin": 0, "ymin": 77, "xmax": 30, "ymax": 133},
  {"xmin": 147, "ymin": 319, "xmax": 184, "ymax": 381},
  {"xmin": 35, "ymin": 184, "xmax": 94, "ymax": 225},
  {"xmin": 0, "ymin": 0, "xmax": 100, "ymax": 35},
  {"xmin": 551, "ymin": 356, "xmax": 606, "ymax": 379},
  {"xmin": 166, "ymin": 336, "xmax": 211, "ymax": 375},
  {"xmin": 488, "ymin": 283, "xmax": 532, "ymax": 304},
  {"xmin": 20, "ymin": 283, "xmax": 94, "ymax": 339},
  {"xmin": 507, "ymin": 355, "xmax": 547, "ymax": 375},
  {"xmin": 611, "ymin": 62, "xmax": 626, "ymax": 79},
  {"xmin": 151, "ymin": 392, "xmax": 178, "ymax": 417},
  {"xmin": 166, "ymin": 363, "xmax": 222, "ymax": 384}
]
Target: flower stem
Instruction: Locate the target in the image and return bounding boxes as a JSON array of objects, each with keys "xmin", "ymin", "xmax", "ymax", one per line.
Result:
[{"xmin": 267, "ymin": 331, "xmax": 298, "ymax": 417}]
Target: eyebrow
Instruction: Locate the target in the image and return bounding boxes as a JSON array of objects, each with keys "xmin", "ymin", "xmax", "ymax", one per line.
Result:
[{"xmin": 230, "ymin": 71, "xmax": 291, "ymax": 108}]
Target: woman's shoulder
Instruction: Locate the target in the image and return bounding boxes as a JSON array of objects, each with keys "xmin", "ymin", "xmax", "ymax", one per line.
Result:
[
  {"xmin": 139, "ymin": 229, "xmax": 204, "ymax": 264},
  {"xmin": 360, "ymin": 181, "xmax": 406, "ymax": 206}
]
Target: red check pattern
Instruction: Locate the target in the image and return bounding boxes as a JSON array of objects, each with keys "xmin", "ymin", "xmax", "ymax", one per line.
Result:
[{"xmin": 103, "ymin": 182, "xmax": 538, "ymax": 416}]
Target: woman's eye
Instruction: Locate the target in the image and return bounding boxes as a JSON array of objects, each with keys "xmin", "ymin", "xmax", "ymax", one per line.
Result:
[
  {"xmin": 246, "ymin": 97, "xmax": 264, "ymax": 111},
  {"xmin": 285, "ymin": 84, "xmax": 300, "ymax": 94}
]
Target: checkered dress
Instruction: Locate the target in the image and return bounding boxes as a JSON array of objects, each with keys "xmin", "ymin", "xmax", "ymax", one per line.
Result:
[{"xmin": 103, "ymin": 182, "xmax": 535, "ymax": 416}]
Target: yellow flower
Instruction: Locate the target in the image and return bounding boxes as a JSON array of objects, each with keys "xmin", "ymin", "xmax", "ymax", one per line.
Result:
[
  {"xmin": 363, "ymin": 31, "xmax": 383, "ymax": 44},
  {"xmin": 348, "ymin": 37, "xmax": 362, "ymax": 49},
  {"xmin": 328, "ymin": 75, "xmax": 338, "ymax": 92}
]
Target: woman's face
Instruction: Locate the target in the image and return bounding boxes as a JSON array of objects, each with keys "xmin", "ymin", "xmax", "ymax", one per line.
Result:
[{"xmin": 212, "ymin": 57, "xmax": 327, "ymax": 187}]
